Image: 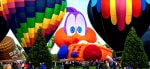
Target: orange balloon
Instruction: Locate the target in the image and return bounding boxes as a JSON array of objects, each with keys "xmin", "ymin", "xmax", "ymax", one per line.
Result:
[{"xmin": 54, "ymin": 27, "xmax": 97, "ymax": 47}]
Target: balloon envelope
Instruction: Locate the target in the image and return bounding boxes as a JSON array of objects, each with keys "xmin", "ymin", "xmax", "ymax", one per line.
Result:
[
  {"xmin": 0, "ymin": 16, "xmax": 9, "ymax": 42},
  {"xmin": 0, "ymin": 0, "xmax": 67, "ymax": 49},
  {"xmin": 142, "ymin": 28, "xmax": 150, "ymax": 60},
  {"xmin": 88, "ymin": 0, "xmax": 150, "ymax": 51}
]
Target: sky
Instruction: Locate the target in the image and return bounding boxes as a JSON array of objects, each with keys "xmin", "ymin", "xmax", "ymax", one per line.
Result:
[{"xmin": 6, "ymin": 0, "xmax": 107, "ymax": 54}]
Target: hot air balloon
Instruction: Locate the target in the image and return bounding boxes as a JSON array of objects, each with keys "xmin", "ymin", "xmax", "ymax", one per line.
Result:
[
  {"xmin": 0, "ymin": 5, "xmax": 9, "ymax": 42},
  {"xmin": 54, "ymin": 7, "xmax": 112, "ymax": 61},
  {"xmin": 142, "ymin": 27, "xmax": 150, "ymax": 60},
  {"xmin": 0, "ymin": 36, "xmax": 25, "ymax": 62},
  {"xmin": 0, "ymin": 16, "xmax": 9, "ymax": 42},
  {"xmin": 88, "ymin": 0, "xmax": 150, "ymax": 52},
  {"xmin": 0, "ymin": 0, "xmax": 67, "ymax": 53}
]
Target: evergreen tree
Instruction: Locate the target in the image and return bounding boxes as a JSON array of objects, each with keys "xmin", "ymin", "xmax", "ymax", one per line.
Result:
[
  {"xmin": 28, "ymin": 27, "xmax": 52, "ymax": 69},
  {"xmin": 121, "ymin": 27, "xmax": 149, "ymax": 68}
]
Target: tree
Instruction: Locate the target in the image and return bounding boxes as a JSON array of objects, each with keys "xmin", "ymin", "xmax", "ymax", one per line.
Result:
[
  {"xmin": 28, "ymin": 27, "xmax": 52, "ymax": 69},
  {"xmin": 51, "ymin": 54, "xmax": 59, "ymax": 61},
  {"xmin": 121, "ymin": 27, "xmax": 149, "ymax": 68}
]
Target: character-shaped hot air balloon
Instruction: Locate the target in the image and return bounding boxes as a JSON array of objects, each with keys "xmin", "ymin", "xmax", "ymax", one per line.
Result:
[
  {"xmin": 54, "ymin": 7, "xmax": 112, "ymax": 61},
  {"xmin": 0, "ymin": 0, "xmax": 67, "ymax": 52},
  {"xmin": 88, "ymin": 0, "xmax": 150, "ymax": 52}
]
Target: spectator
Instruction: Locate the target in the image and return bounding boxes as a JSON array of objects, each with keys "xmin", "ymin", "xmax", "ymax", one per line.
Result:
[
  {"xmin": 24, "ymin": 62, "xmax": 28, "ymax": 69},
  {"xmin": 28, "ymin": 61, "xmax": 33, "ymax": 69},
  {"xmin": 64, "ymin": 61, "xmax": 71, "ymax": 69},
  {"xmin": 40, "ymin": 62, "xmax": 46, "ymax": 69}
]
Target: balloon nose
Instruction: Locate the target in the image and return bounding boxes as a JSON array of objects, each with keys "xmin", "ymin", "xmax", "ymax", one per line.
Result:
[
  {"xmin": 72, "ymin": 38, "xmax": 80, "ymax": 44},
  {"xmin": 65, "ymin": 38, "xmax": 79, "ymax": 46}
]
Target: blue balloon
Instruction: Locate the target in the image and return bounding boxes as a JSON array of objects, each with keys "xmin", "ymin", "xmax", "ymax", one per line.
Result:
[
  {"xmin": 142, "ymin": 0, "xmax": 146, "ymax": 11},
  {"xmin": 91, "ymin": 0, "xmax": 97, "ymax": 7},
  {"xmin": 57, "ymin": 44, "xmax": 68, "ymax": 59},
  {"xmin": 71, "ymin": 52, "xmax": 77, "ymax": 58}
]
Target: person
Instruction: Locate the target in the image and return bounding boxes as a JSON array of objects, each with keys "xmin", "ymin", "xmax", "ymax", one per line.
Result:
[
  {"xmin": 64, "ymin": 61, "xmax": 70, "ymax": 69},
  {"xmin": 95, "ymin": 59, "xmax": 99, "ymax": 69},
  {"xmin": 28, "ymin": 61, "xmax": 32, "ymax": 69},
  {"xmin": 57, "ymin": 61, "xmax": 63, "ymax": 69},
  {"xmin": 21, "ymin": 61, "xmax": 25, "ymax": 69},
  {"xmin": 82, "ymin": 61, "xmax": 89, "ymax": 69},
  {"xmin": 40, "ymin": 62, "xmax": 46, "ymax": 69},
  {"xmin": 6, "ymin": 62, "xmax": 12, "ymax": 69},
  {"xmin": 24, "ymin": 62, "xmax": 28, "ymax": 69},
  {"xmin": 0, "ymin": 62, "xmax": 3, "ymax": 69},
  {"xmin": 102, "ymin": 60, "xmax": 108, "ymax": 69},
  {"xmin": 17, "ymin": 62, "xmax": 21, "ymax": 69},
  {"xmin": 113, "ymin": 61, "xmax": 117, "ymax": 69}
]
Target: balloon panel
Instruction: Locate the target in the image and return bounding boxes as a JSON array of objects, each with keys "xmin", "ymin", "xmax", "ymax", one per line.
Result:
[
  {"xmin": 1, "ymin": 0, "xmax": 67, "ymax": 47},
  {"xmin": 0, "ymin": 16, "xmax": 9, "ymax": 42}
]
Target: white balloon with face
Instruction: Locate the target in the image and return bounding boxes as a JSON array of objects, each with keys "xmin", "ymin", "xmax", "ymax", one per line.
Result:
[{"xmin": 64, "ymin": 12, "xmax": 87, "ymax": 36}]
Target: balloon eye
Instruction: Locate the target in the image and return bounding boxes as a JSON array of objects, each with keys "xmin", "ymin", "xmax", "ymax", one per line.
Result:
[
  {"xmin": 77, "ymin": 26, "xmax": 82, "ymax": 33},
  {"xmin": 70, "ymin": 26, "xmax": 75, "ymax": 33},
  {"xmin": 76, "ymin": 14, "xmax": 87, "ymax": 36},
  {"xmin": 65, "ymin": 14, "xmax": 76, "ymax": 36}
]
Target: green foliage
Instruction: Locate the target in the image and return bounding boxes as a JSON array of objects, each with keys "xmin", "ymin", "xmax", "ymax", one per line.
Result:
[
  {"xmin": 51, "ymin": 54, "xmax": 59, "ymax": 61},
  {"xmin": 121, "ymin": 27, "xmax": 149, "ymax": 68},
  {"xmin": 112, "ymin": 51, "xmax": 117, "ymax": 58},
  {"xmin": 28, "ymin": 27, "xmax": 52, "ymax": 69}
]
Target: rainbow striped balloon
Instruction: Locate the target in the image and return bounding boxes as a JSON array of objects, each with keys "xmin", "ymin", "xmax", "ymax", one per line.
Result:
[{"xmin": 0, "ymin": 0, "xmax": 67, "ymax": 47}]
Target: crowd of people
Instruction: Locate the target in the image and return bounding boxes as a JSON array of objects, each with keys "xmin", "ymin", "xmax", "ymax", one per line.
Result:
[
  {"xmin": 0, "ymin": 59, "xmax": 121, "ymax": 69},
  {"xmin": 55, "ymin": 59, "xmax": 121, "ymax": 69},
  {"xmin": 0, "ymin": 61, "xmax": 40, "ymax": 69}
]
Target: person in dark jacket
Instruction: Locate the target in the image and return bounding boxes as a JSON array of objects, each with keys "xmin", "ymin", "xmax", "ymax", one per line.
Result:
[
  {"xmin": 40, "ymin": 62, "xmax": 46, "ymax": 69},
  {"xmin": 64, "ymin": 61, "xmax": 70, "ymax": 69}
]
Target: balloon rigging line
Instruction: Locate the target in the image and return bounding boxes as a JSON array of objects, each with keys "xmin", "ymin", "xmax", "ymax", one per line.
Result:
[{"xmin": 100, "ymin": 13, "xmax": 109, "ymax": 45}]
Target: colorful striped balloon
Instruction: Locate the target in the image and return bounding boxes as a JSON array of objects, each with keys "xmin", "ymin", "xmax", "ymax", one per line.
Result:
[
  {"xmin": 0, "ymin": 0, "xmax": 11, "ymax": 42},
  {"xmin": 95, "ymin": 0, "xmax": 149, "ymax": 31},
  {"xmin": 0, "ymin": 0, "xmax": 67, "ymax": 48}
]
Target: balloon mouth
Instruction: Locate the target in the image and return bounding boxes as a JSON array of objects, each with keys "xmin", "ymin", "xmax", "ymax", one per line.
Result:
[{"xmin": 77, "ymin": 40, "xmax": 88, "ymax": 44}]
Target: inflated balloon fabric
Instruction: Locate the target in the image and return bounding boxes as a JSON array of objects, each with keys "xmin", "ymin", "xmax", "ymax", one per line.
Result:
[
  {"xmin": 0, "ymin": 17, "xmax": 9, "ymax": 42},
  {"xmin": 0, "ymin": 0, "xmax": 67, "ymax": 48},
  {"xmin": 0, "ymin": 36, "xmax": 25, "ymax": 61}
]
